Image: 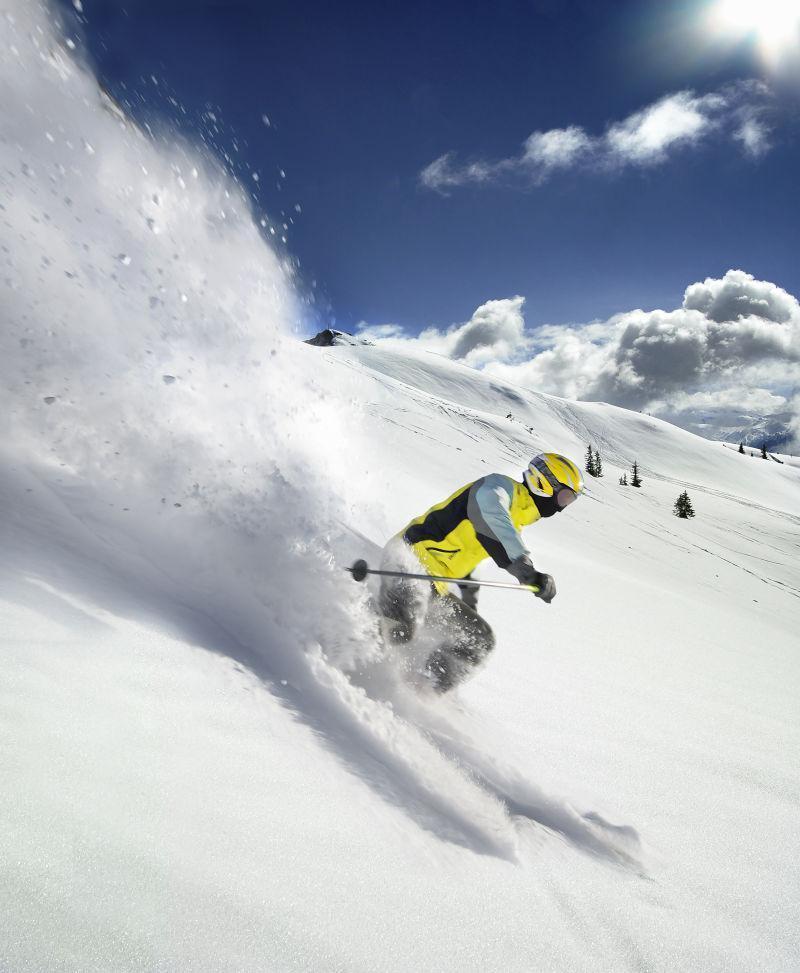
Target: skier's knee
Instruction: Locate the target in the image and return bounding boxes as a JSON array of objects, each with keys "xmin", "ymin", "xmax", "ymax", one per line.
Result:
[{"xmin": 379, "ymin": 578, "xmax": 425, "ymax": 644}]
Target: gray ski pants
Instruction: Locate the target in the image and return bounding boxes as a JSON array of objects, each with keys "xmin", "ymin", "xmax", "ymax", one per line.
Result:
[{"xmin": 378, "ymin": 538, "xmax": 496, "ymax": 692}]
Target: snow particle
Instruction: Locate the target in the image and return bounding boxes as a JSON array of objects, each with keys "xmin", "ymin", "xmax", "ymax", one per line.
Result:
[
  {"xmin": 261, "ymin": 114, "xmax": 271, "ymax": 127},
  {"xmin": 43, "ymin": 396, "xmax": 56, "ymax": 404},
  {"xmin": 72, "ymin": 0, "xmax": 83, "ymax": 11},
  {"xmin": 162, "ymin": 374, "xmax": 176, "ymax": 384}
]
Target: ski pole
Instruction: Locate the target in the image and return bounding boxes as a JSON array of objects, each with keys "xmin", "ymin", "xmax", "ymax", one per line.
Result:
[{"xmin": 345, "ymin": 559, "xmax": 539, "ymax": 594}]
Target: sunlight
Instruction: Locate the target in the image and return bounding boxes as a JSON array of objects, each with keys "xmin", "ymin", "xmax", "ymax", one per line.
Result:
[{"xmin": 708, "ymin": 0, "xmax": 800, "ymax": 67}]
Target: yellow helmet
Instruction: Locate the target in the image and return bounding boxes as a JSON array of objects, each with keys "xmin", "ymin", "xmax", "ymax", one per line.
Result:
[{"xmin": 524, "ymin": 453, "xmax": 584, "ymax": 507}]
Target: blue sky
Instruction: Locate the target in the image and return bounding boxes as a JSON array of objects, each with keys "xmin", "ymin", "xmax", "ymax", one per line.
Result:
[
  {"xmin": 57, "ymin": 0, "xmax": 799, "ymax": 336},
  {"xmin": 52, "ymin": 0, "xmax": 799, "ymax": 441}
]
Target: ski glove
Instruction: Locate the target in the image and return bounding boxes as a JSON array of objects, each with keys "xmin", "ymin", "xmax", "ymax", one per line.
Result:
[{"xmin": 507, "ymin": 555, "xmax": 557, "ymax": 604}]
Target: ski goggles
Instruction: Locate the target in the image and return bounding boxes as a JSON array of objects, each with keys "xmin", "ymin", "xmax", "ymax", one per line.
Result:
[
  {"xmin": 555, "ymin": 486, "xmax": 578, "ymax": 508},
  {"xmin": 530, "ymin": 456, "xmax": 579, "ymax": 508}
]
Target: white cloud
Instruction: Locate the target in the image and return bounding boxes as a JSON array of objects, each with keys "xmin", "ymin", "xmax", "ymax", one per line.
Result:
[
  {"xmin": 734, "ymin": 116, "xmax": 771, "ymax": 158},
  {"xmin": 419, "ymin": 153, "xmax": 494, "ymax": 191},
  {"xmin": 683, "ymin": 268, "xmax": 796, "ymax": 324},
  {"xmin": 522, "ymin": 126, "xmax": 591, "ymax": 172},
  {"xmin": 420, "ymin": 83, "xmax": 774, "ymax": 191},
  {"xmin": 356, "ymin": 322, "xmax": 407, "ymax": 340},
  {"xmin": 517, "ymin": 271, "xmax": 800, "ymax": 410},
  {"xmin": 360, "ymin": 297, "xmax": 528, "ymax": 367},
  {"xmin": 662, "ymin": 387, "xmax": 787, "ymax": 414},
  {"xmin": 363, "ymin": 271, "xmax": 800, "ymax": 431},
  {"xmin": 604, "ymin": 91, "xmax": 722, "ymax": 165}
]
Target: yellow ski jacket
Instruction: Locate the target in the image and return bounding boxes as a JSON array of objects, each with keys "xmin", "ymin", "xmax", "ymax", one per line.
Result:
[{"xmin": 401, "ymin": 473, "xmax": 540, "ymax": 594}]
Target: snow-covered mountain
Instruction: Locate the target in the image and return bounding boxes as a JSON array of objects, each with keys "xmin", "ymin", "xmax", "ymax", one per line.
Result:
[
  {"xmin": 665, "ymin": 407, "xmax": 795, "ymax": 452},
  {"xmin": 2, "ymin": 5, "xmax": 799, "ymax": 971},
  {"xmin": 305, "ymin": 327, "xmax": 374, "ymax": 347}
]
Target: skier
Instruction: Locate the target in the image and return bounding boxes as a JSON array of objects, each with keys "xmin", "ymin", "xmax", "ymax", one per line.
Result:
[{"xmin": 379, "ymin": 452, "xmax": 584, "ymax": 692}]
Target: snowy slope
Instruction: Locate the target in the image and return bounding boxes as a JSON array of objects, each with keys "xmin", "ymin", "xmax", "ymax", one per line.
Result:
[
  {"xmin": 3, "ymin": 337, "xmax": 799, "ymax": 972},
  {"xmin": 2, "ymin": 4, "xmax": 800, "ymax": 971}
]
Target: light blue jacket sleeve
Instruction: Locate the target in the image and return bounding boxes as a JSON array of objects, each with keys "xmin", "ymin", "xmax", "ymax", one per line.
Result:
[{"xmin": 467, "ymin": 473, "xmax": 529, "ymax": 568}]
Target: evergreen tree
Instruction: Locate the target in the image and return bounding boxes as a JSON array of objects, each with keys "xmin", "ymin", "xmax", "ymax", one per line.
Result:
[
  {"xmin": 585, "ymin": 444, "xmax": 596, "ymax": 476},
  {"xmin": 738, "ymin": 442, "xmax": 745, "ymax": 454},
  {"xmin": 619, "ymin": 473, "xmax": 628, "ymax": 486},
  {"xmin": 585, "ymin": 443, "xmax": 604, "ymax": 478},
  {"xmin": 761, "ymin": 442, "xmax": 768, "ymax": 459},
  {"xmin": 631, "ymin": 460, "xmax": 642, "ymax": 488},
  {"xmin": 674, "ymin": 490, "xmax": 695, "ymax": 519}
]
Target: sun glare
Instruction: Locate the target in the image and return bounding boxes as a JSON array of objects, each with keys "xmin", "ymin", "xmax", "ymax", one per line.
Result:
[{"xmin": 708, "ymin": 0, "xmax": 800, "ymax": 67}]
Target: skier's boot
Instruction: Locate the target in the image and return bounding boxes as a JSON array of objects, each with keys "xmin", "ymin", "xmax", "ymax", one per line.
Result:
[
  {"xmin": 424, "ymin": 648, "xmax": 456, "ymax": 693},
  {"xmin": 424, "ymin": 644, "xmax": 479, "ymax": 693}
]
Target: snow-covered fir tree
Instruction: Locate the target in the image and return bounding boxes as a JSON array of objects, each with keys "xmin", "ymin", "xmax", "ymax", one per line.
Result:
[
  {"xmin": 585, "ymin": 444, "xmax": 596, "ymax": 476},
  {"xmin": 631, "ymin": 460, "xmax": 642, "ymax": 488},
  {"xmin": 585, "ymin": 444, "xmax": 603, "ymax": 478},
  {"xmin": 674, "ymin": 490, "xmax": 695, "ymax": 518}
]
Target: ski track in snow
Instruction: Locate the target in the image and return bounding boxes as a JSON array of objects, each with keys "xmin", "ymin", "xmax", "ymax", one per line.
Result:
[{"xmin": 386, "ymin": 690, "xmax": 645, "ymax": 870}]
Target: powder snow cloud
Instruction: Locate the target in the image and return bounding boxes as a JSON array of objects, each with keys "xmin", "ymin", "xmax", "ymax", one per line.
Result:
[
  {"xmin": 420, "ymin": 83, "xmax": 774, "ymax": 191},
  {"xmin": 360, "ymin": 271, "xmax": 800, "ymax": 434}
]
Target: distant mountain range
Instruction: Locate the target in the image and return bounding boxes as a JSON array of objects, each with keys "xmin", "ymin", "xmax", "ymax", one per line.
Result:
[{"xmin": 662, "ymin": 409, "xmax": 795, "ymax": 453}]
